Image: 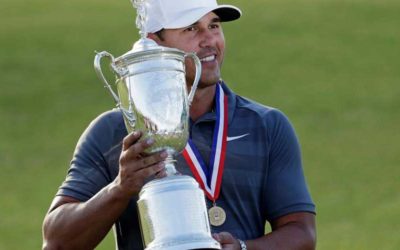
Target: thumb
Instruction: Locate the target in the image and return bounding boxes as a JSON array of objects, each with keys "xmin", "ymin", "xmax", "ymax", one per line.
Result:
[{"xmin": 213, "ymin": 232, "xmax": 235, "ymax": 244}]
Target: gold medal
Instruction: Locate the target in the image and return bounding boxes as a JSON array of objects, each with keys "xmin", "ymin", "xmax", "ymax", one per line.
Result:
[{"xmin": 208, "ymin": 205, "xmax": 226, "ymax": 226}]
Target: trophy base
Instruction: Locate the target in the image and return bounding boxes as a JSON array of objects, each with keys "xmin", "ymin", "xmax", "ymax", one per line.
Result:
[
  {"xmin": 138, "ymin": 176, "xmax": 221, "ymax": 250},
  {"xmin": 145, "ymin": 236, "xmax": 221, "ymax": 250}
]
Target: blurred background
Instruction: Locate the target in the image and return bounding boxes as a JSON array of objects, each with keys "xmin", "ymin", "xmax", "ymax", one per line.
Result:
[{"xmin": 1, "ymin": 0, "xmax": 399, "ymax": 249}]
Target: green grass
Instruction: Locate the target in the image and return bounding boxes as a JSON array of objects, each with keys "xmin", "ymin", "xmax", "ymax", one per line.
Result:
[{"xmin": 1, "ymin": 0, "xmax": 399, "ymax": 249}]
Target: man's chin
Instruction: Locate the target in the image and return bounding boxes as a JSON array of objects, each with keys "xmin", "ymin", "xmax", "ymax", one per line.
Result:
[
  {"xmin": 196, "ymin": 81, "xmax": 219, "ymax": 89},
  {"xmin": 186, "ymin": 75, "xmax": 220, "ymax": 89},
  {"xmin": 200, "ymin": 72, "xmax": 221, "ymax": 85}
]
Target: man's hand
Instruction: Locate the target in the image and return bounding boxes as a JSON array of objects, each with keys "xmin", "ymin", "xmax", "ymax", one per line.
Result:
[
  {"xmin": 212, "ymin": 212, "xmax": 316, "ymax": 250},
  {"xmin": 43, "ymin": 130, "xmax": 169, "ymax": 249},
  {"xmin": 213, "ymin": 232, "xmax": 241, "ymax": 250},
  {"xmin": 115, "ymin": 131, "xmax": 168, "ymax": 198}
]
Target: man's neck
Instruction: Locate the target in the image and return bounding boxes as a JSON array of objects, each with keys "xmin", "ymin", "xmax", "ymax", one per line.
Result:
[{"xmin": 189, "ymin": 84, "xmax": 216, "ymax": 121}]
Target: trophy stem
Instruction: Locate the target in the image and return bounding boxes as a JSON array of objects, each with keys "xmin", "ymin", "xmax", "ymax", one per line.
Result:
[{"xmin": 164, "ymin": 153, "xmax": 178, "ymax": 176}]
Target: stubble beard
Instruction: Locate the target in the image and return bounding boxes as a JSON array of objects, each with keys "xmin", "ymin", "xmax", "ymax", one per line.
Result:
[{"xmin": 186, "ymin": 59, "xmax": 223, "ymax": 89}]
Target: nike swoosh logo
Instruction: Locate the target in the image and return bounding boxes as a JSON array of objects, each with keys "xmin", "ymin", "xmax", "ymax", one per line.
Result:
[{"xmin": 227, "ymin": 133, "xmax": 250, "ymax": 142}]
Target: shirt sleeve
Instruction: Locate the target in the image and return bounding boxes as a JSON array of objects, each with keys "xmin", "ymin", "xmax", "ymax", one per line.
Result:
[
  {"xmin": 263, "ymin": 109, "xmax": 315, "ymax": 222},
  {"xmin": 56, "ymin": 110, "xmax": 125, "ymax": 201}
]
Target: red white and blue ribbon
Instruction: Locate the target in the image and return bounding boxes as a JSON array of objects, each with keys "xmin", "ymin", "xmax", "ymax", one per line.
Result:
[{"xmin": 183, "ymin": 83, "xmax": 228, "ymax": 201}]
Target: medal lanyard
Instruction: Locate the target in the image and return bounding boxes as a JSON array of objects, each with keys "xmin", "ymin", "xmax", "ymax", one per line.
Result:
[{"xmin": 183, "ymin": 83, "xmax": 228, "ymax": 202}]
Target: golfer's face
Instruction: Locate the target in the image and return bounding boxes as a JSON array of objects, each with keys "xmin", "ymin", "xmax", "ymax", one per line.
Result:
[{"xmin": 157, "ymin": 12, "xmax": 226, "ymax": 88}]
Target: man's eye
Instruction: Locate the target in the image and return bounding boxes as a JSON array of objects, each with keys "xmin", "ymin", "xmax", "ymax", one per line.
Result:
[
  {"xmin": 210, "ymin": 23, "xmax": 220, "ymax": 29},
  {"xmin": 184, "ymin": 26, "xmax": 196, "ymax": 32}
]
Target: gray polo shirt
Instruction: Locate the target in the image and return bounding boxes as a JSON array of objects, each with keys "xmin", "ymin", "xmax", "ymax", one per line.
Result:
[{"xmin": 57, "ymin": 83, "xmax": 315, "ymax": 249}]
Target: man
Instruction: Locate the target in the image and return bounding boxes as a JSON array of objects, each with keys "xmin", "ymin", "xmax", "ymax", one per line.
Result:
[{"xmin": 43, "ymin": 0, "xmax": 316, "ymax": 249}]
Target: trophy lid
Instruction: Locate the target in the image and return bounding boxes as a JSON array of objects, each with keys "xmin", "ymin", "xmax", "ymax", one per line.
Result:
[
  {"xmin": 114, "ymin": 37, "xmax": 185, "ymax": 66},
  {"xmin": 131, "ymin": 37, "xmax": 160, "ymax": 52},
  {"xmin": 116, "ymin": 0, "xmax": 186, "ymax": 66}
]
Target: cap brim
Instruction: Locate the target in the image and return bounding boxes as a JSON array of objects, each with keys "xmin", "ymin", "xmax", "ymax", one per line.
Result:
[
  {"xmin": 163, "ymin": 5, "xmax": 241, "ymax": 30},
  {"xmin": 213, "ymin": 5, "xmax": 242, "ymax": 22}
]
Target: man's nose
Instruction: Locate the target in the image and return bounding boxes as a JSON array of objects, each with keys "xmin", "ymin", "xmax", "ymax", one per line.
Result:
[{"xmin": 199, "ymin": 29, "xmax": 216, "ymax": 48}]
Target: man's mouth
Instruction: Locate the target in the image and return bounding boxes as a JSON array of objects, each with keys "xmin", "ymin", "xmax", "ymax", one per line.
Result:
[{"xmin": 200, "ymin": 55, "xmax": 216, "ymax": 62}]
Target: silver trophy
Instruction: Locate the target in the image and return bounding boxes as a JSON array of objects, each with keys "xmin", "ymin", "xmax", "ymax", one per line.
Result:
[{"xmin": 93, "ymin": 1, "xmax": 220, "ymax": 249}]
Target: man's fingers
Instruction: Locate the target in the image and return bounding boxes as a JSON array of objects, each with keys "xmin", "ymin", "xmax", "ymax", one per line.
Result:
[
  {"xmin": 155, "ymin": 170, "xmax": 167, "ymax": 179},
  {"xmin": 121, "ymin": 149, "xmax": 167, "ymax": 174},
  {"xmin": 140, "ymin": 151, "xmax": 168, "ymax": 168},
  {"xmin": 117, "ymin": 133, "xmax": 170, "ymax": 196},
  {"xmin": 121, "ymin": 137, "xmax": 155, "ymax": 163},
  {"xmin": 137, "ymin": 162, "xmax": 166, "ymax": 179},
  {"xmin": 122, "ymin": 131, "xmax": 143, "ymax": 150},
  {"xmin": 213, "ymin": 232, "xmax": 235, "ymax": 244}
]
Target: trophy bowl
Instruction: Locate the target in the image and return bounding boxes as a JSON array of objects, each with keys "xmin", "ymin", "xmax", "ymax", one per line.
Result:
[{"xmin": 94, "ymin": 38, "xmax": 200, "ymax": 175}]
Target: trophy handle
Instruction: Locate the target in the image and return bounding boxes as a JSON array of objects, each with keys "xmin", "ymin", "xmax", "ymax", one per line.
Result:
[
  {"xmin": 94, "ymin": 51, "xmax": 120, "ymax": 104},
  {"xmin": 94, "ymin": 51, "xmax": 136, "ymax": 128},
  {"xmin": 184, "ymin": 53, "xmax": 202, "ymax": 106}
]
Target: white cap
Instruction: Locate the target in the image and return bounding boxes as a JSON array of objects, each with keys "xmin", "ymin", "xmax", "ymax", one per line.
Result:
[{"xmin": 144, "ymin": 0, "xmax": 242, "ymax": 33}]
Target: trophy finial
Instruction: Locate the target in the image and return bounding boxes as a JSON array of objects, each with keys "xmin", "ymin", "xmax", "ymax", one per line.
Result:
[{"xmin": 131, "ymin": 0, "xmax": 147, "ymax": 38}]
